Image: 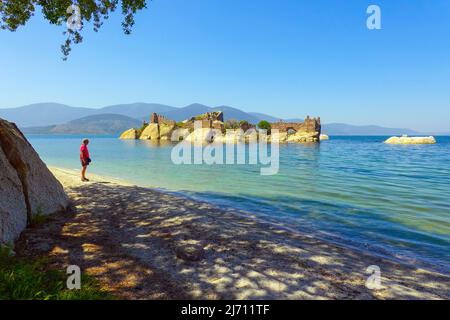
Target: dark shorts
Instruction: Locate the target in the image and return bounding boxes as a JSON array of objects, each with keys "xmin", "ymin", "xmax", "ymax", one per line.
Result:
[{"xmin": 81, "ymin": 158, "xmax": 91, "ymax": 167}]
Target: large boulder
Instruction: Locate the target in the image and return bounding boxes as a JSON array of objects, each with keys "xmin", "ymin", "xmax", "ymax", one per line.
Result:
[
  {"xmin": 185, "ymin": 128, "xmax": 222, "ymax": 143},
  {"xmin": 286, "ymin": 131, "xmax": 320, "ymax": 143},
  {"xmin": 214, "ymin": 131, "xmax": 245, "ymax": 144},
  {"xmin": 385, "ymin": 135, "xmax": 436, "ymax": 145},
  {"xmin": 119, "ymin": 128, "xmax": 138, "ymax": 140},
  {"xmin": 159, "ymin": 123, "xmax": 176, "ymax": 141},
  {"xmin": 278, "ymin": 132, "xmax": 288, "ymax": 142},
  {"xmin": 139, "ymin": 123, "xmax": 159, "ymax": 140},
  {"xmin": 0, "ymin": 118, "xmax": 70, "ymax": 244},
  {"xmin": 0, "ymin": 146, "xmax": 27, "ymax": 244}
]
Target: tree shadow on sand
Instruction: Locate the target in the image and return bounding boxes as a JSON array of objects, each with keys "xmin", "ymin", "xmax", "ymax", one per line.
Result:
[{"xmin": 16, "ymin": 181, "xmax": 450, "ymax": 300}]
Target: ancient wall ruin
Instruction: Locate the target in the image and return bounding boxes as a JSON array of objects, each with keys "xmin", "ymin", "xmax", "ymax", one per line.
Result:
[
  {"xmin": 192, "ymin": 111, "xmax": 224, "ymax": 123},
  {"xmin": 184, "ymin": 111, "xmax": 225, "ymax": 131},
  {"xmin": 150, "ymin": 113, "xmax": 176, "ymax": 126},
  {"xmin": 270, "ymin": 116, "xmax": 321, "ymax": 134}
]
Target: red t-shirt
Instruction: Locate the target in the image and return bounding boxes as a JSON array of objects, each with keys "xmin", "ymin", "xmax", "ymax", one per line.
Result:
[{"xmin": 80, "ymin": 144, "xmax": 90, "ymax": 160}]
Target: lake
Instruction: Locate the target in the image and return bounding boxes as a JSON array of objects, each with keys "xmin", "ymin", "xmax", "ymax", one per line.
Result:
[{"xmin": 27, "ymin": 134, "xmax": 450, "ymax": 274}]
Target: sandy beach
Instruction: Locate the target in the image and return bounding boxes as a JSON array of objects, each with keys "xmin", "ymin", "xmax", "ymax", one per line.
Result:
[{"xmin": 15, "ymin": 167, "xmax": 449, "ymax": 300}]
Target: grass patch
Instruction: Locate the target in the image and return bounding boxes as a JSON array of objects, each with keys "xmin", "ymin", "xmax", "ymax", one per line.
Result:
[
  {"xmin": 30, "ymin": 214, "xmax": 51, "ymax": 226},
  {"xmin": 30, "ymin": 205, "xmax": 52, "ymax": 227},
  {"xmin": 0, "ymin": 246, "xmax": 113, "ymax": 300}
]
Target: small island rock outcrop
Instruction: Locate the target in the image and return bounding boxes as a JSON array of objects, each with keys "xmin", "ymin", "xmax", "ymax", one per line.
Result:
[
  {"xmin": 385, "ymin": 135, "xmax": 436, "ymax": 145},
  {"xmin": 119, "ymin": 112, "xmax": 322, "ymax": 144},
  {"xmin": 0, "ymin": 118, "xmax": 70, "ymax": 244},
  {"xmin": 137, "ymin": 114, "xmax": 177, "ymax": 141},
  {"xmin": 271, "ymin": 116, "xmax": 321, "ymax": 143},
  {"xmin": 119, "ymin": 128, "xmax": 139, "ymax": 139},
  {"xmin": 139, "ymin": 123, "xmax": 160, "ymax": 140}
]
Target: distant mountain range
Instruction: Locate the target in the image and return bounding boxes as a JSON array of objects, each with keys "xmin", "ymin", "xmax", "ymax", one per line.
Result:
[
  {"xmin": 322, "ymin": 123, "xmax": 421, "ymax": 136},
  {"xmin": 0, "ymin": 102, "xmax": 174, "ymax": 127},
  {"xmin": 22, "ymin": 114, "xmax": 142, "ymax": 135},
  {"xmin": 0, "ymin": 102, "xmax": 436, "ymax": 136}
]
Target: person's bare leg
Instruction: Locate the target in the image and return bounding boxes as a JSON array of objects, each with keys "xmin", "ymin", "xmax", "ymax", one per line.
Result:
[{"xmin": 81, "ymin": 166, "xmax": 88, "ymax": 181}]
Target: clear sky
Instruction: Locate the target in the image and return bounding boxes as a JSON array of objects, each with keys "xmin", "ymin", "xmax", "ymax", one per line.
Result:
[{"xmin": 1, "ymin": 0, "xmax": 449, "ymax": 131}]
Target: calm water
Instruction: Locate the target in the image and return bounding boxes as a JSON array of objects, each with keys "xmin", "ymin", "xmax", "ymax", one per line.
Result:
[{"xmin": 27, "ymin": 135, "xmax": 450, "ymax": 273}]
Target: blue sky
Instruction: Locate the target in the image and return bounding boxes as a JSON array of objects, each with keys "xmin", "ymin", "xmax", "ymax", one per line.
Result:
[{"xmin": 1, "ymin": 0, "xmax": 449, "ymax": 131}]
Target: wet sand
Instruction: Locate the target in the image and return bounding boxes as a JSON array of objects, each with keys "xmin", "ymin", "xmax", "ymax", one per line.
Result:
[{"xmin": 16, "ymin": 167, "xmax": 450, "ymax": 299}]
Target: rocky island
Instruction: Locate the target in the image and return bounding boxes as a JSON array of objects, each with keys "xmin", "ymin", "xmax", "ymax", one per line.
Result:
[
  {"xmin": 385, "ymin": 135, "xmax": 437, "ymax": 145},
  {"xmin": 120, "ymin": 112, "xmax": 322, "ymax": 143}
]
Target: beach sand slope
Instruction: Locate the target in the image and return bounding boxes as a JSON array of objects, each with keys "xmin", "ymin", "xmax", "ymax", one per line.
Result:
[{"xmin": 15, "ymin": 167, "xmax": 450, "ymax": 300}]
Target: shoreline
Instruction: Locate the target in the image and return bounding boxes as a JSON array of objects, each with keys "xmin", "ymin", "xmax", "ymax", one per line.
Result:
[
  {"xmin": 48, "ymin": 166, "xmax": 447, "ymax": 275},
  {"xmin": 17, "ymin": 166, "xmax": 450, "ymax": 299}
]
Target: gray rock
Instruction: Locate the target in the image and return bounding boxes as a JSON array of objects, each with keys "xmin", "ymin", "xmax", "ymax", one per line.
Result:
[
  {"xmin": 0, "ymin": 147, "xmax": 27, "ymax": 244},
  {"xmin": 175, "ymin": 242, "xmax": 205, "ymax": 262},
  {"xmin": 0, "ymin": 118, "xmax": 70, "ymax": 244}
]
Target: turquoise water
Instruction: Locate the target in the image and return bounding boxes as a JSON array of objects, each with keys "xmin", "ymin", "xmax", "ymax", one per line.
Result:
[{"xmin": 27, "ymin": 135, "xmax": 450, "ymax": 273}]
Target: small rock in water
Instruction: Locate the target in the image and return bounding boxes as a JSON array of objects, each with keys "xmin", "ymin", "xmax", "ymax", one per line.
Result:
[{"xmin": 385, "ymin": 135, "xmax": 436, "ymax": 145}]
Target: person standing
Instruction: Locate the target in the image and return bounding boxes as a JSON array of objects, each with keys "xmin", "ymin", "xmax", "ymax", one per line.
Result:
[{"xmin": 80, "ymin": 138, "xmax": 91, "ymax": 182}]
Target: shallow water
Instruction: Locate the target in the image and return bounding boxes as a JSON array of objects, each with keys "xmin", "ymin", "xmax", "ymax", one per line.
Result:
[{"xmin": 27, "ymin": 135, "xmax": 450, "ymax": 273}]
